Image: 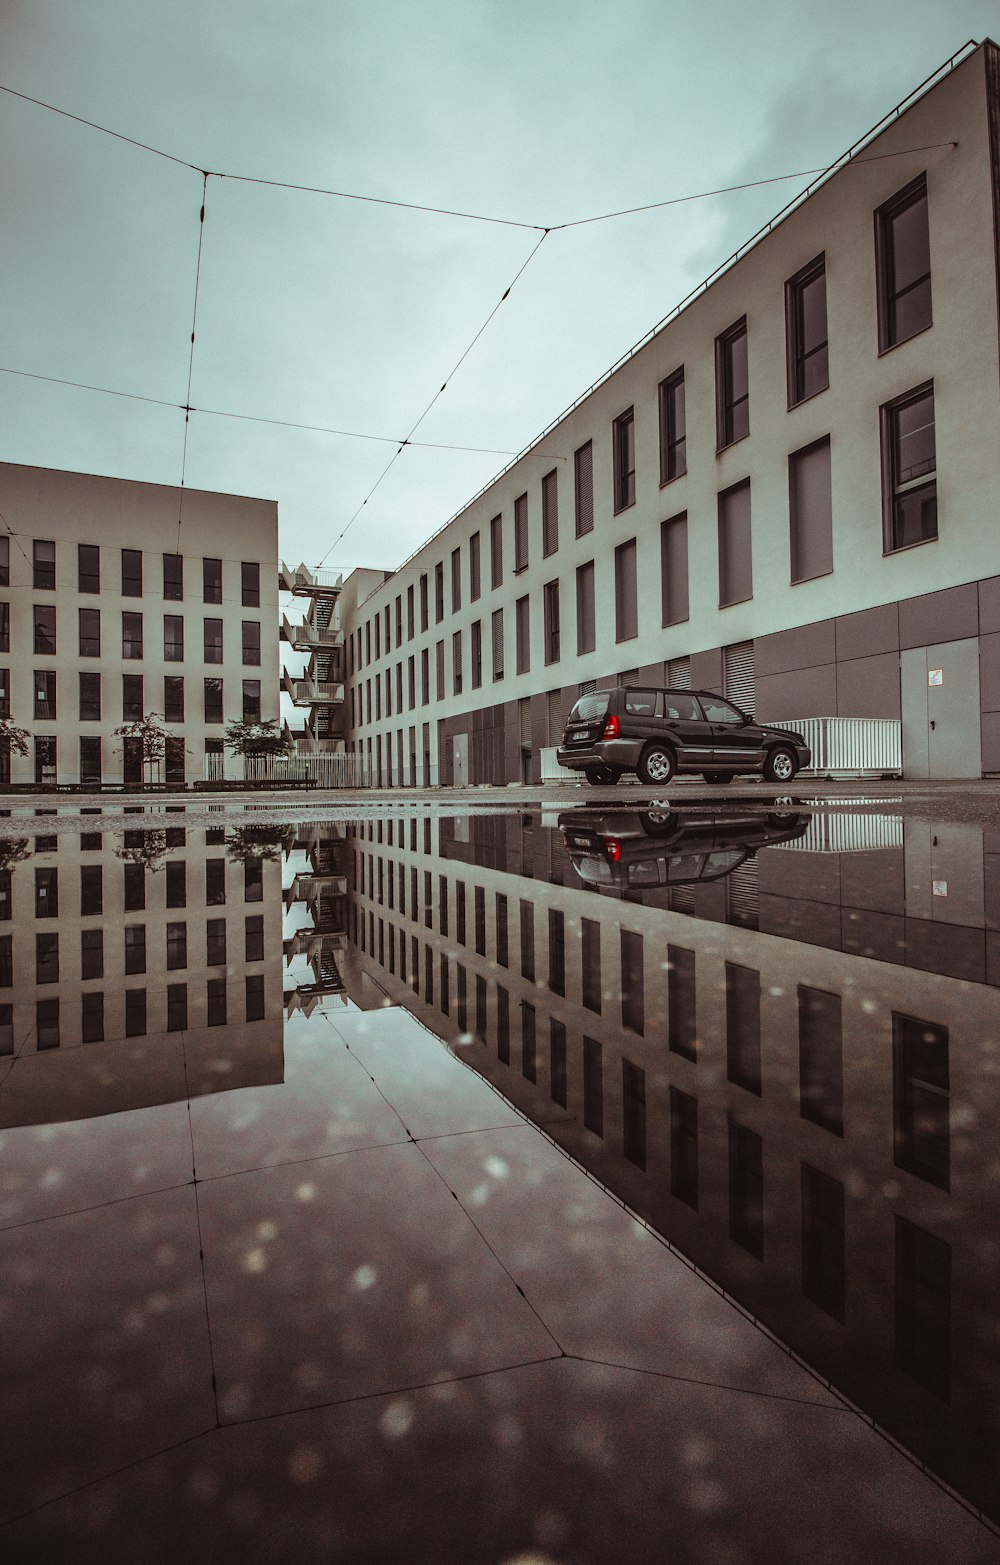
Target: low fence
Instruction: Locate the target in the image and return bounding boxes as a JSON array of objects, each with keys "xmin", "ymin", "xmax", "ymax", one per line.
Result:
[
  {"xmin": 271, "ymin": 754, "xmax": 373, "ymax": 789},
  {"xmin": 781, "ymin": 717, "xmax": 901, "ymax": 777}
]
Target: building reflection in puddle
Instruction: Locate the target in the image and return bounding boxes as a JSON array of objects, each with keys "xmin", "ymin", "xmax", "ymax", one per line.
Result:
[
  {"xmin": 342, "ymin": 805, "xmax": 1000, "ymax": 1529},
  {"xmin": 1, "ymin": 803, "xmax": 999, "ymax": 1542}
]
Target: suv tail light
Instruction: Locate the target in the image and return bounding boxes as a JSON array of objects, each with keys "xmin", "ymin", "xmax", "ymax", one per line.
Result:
[
  {"xmin": 606, "ymin": 838, "xmax": 622, "ymax": 861},
  {"xmin": 561, "ymin": 728, "xmax": 567, "ymax": 745},
  {"xmin": 602, "ymin": 714, "xmax": 620, "ymax": 740}
]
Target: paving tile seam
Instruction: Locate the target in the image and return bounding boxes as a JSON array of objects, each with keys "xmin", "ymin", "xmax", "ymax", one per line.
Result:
[
  {"xmin": 0, "ymin": 1176, "xmax": 195, "ymax": 1233},
  {"xmin": 0, "ymin": 1422, "xmax": 218, "ymax": 1530},
  {"xmin": 181, "ymin": 1035, "xmax": 222, "ymax": 1432},
  {"xmin": 559, "ymin": 1353, "xmax": 851, "ymax": 1411},
  {"xmin": 189, "ymin": 1133, "xmax": 416, "ymax": 1187}
]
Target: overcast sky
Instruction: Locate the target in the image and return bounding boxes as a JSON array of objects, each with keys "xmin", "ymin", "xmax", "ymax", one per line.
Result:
[{"xmin": 0, "ymin": 0, "xmax": 995, "ymax": 581}]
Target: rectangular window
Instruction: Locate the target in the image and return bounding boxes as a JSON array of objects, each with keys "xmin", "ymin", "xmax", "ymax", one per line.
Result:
[
  {"xmin": 246, "ymin": 974, "xmax": 265, "ymax": 1022},
  {"xmin": 515, "ymin": 595, "xmax": 530, "ymax": 675},
  {"xmin": 34, "ymin": 670, "xmax": 56, "ymax": 720},
  {"xmin": 33, "ymin": 604, "xmax": 56, "ymax": 655},
  {"xmin": 163, "ymin": 553, "xmax": 183, "ymax": 601},
  {"xmin": 658, "ymin": 367, "xmax": 686, "ymax": 483},
  {"xmin": 34, "ymin": 736, "xmax": 56, "ymax": 785},
  {"xmin": 543, "ymin": 581, "xmax": 560, "ymax": 665},
  {"xmin": 79, "ymin": 736, "xmax": 101, "ymax": 784},
  {"xmin": 492, "ymin": 609, "xmax": 504, "ymax": 680},
  {"xmin": 520, "ymin": 1001, "xmax": 536, "ymax": 1082},
  {"xmin": 613, "ymin": 408, "xmax": 636, "ymax": 511},
  {"xmin": 452, "ymin": 630, "xmax": 462, "ymax": 695},
  {"xmin": 490, "ymin": 514, "xmax": 503, "ymax": 589},
  {"xmin": 242, "ymin": 621, "xmax": 261, "ymax": 665},
  {"xmin": 406, "ymin": 583, "xmax": 415, "ymax": 641},
  {"xmin": 207, "ymin": 977, "xmax": 227, "ymax": 1027},
  {"xmin": 0, "ymin": 668, "xmax": 7, "ymax": 719},
  {"xmin": 583, "ymin": 1036, "xmax": 604, "ymax": 1136},
  {"xmin": 206, "ymin": 858, "xmax": 226, "ymax": 905},
  {"xmin": 435, "ymin": 641, "xmax": 445, "ymax": 701},
  {"xmin": 166, "ymin": 860, "xmax": 186, "ymax": 908},
  {"xmin": 164, "ymin": 676, "xmax": 184, "ymax": 723},
  {"xmin": 122, "ymin": 611, "xmax": 143, "ymax": 659},
  {"xmin": 548, "ymin": 908, "xmax": 565, "ymax": 997},
  {"xmin": 581, "ymin": 917, "xmax": 601, "ymax": 1012},
  {"xmin": 36, "ymin": 997, "xmax": 60, "ymax": 1049},
  {"xmin": 621, "ymin": 929, "xmax": 644, "ymax": 1034},
  {"xmin": 718, "ymin": 479, "xmax": 752, "ymax": 607},
  {"xmin": 242, "ymin": 679, "xmax": 261, "ymax": 720},
  {"xmin": 514, "ymin": 494, "xmax": 529, "ymax": 572},
  {"xmin": 407, "ymin": 655, "xmax": 415, "ymax": 709},
  {"xmin": 877, "ymin": 175, "xmax": 931, "ymax": 351},
  {"xmin": 81, "ymin": 927, "xmax": 103, "ymax": 979},
  {"xmin": 660, "ymin": 513, "xmax": 689, "ymax": 626},
  {"xmin": 204, "ymin": 618, "xmax": 223, "ymax": 663},
  {"xmin": 670, "ymin": 1087, "xmax": 699, "ymax": 1210},
  {"xmin": 80, "ymin": 864, "xmax": 103, "ymax": 916},
  {"xmin": 33, "ymin": 539, "xmax": 55, "ymax": 591},
  {"xmin": 716, "ymin": 317, "xmax": 749, "ymax": 449},
  {"xmin": 207, "ymin": 918, "xmax": 227, "ymax": 966},
  {"xmin": 798, "ymin": 986, "xmax": 843, "ymax": 1135},
  {"xmin": 519, "ymin": 899, "xmax": 534, "ymax": 981},
  {"xmin": 245, "ymin": 914, "xmax": 264, "ymax": 962},
  {"xmin": 203, "ymin": 557, "xmax": 222, "ymax": 604},
  {"xmin": 895, "ymin": 1215, "xmax": 950, "ymax": 1398},
  {"xmin": 419, "ymin": 574, "xmax": 429, "ymax": 632},
  {"xmin": 622, "ymin": 1060, "xmax": 647, "ymax": 1171},
  {"xmin": 245, "ymin": 859, "xmax": 263, "ymax": 904},
  {"xmin": 450, "ymin": 547, "xmax": 461, "ymax": 613},
  {"xmin": 549, "ymin": 1018, "xmax": 567, "ymax": 1107},
  {"xmin": 122, "ymin": 673, "xmax": 143, "ymax": 722},
  {"xmin": 801, "ymin": 1163, "xmax": 845, "ymax": 1322},
  {"xmin": 668, "ymin": 944, "xmax": 697, "ymax": 1060},
  {"xmin": 786, "ymin": 255, "xmax": 828, "ymax": 405},
  {"xmin": 614, "ymin": 539, "xmax": 638, "ymax": 641},
  {"xmin": 79, "ymin": 671, "xmax": 101, "ymax": 722},
  {"xmin": 395, "ymin": 594, "xmax": 402, "ymax": 645},
  {"xmin": 123, "ymin": 861, "xmax": 145, "ymax": 912},
  {"xmin": 241, "ymin": 561, "xmax": 260, "ymax": 607},
  {"xmin": 204, "ymin": 677, "xmax": 224, "ymax": 723},
  {"xmin": 0, "ymin": 539, "xmax": 7, "ymax": 589},
  {"xmin": 541, "ymin": 469, "xmax": 558, "ymax": 556},
  {"xmin": 161, "ymin": 614, "xmax": 183, "ymax": 662},
  {"xmin": 790, "ymin": 437, "xmax": 833, "ymax": 582},
  {"xmin": 469, "ymin": 532, "xmax": 481, "ymax": 601},
  {"xmin": 574, "ymin": 440, "xmax": 594, "ymax": 536},
  {"xmin": 121, "ymin": 548, "xmax": 142, "ymax": 597},
  {"xmin": 882, "ymin": 383, "xmax": 936, "ymax": 551},
  {"xmin": 576, "ymin": 561, "xmax": 595, "ymax": 654},
  {"xmin": 420, "ymin": 648, "xmax": 429, "ymax": 705},
  {"xmin": 728, "ymin": 1119, "xmax": 764, "ymax": 1259},
  {"xmin": 78, "ymin": 544, "xmax": 100, "ymax": 593},
  {"xmin": 167, "ymin": 983, "xmax": 188, "ymax": 1032},
  {"xmin": 124, "ymin": 925, "xmax": 146, "ymax": 975},
  {"xmin": 495, "ymin": 892, "xmax": 508, "ymax": 967},
  {"xmin": 81, "ymin": 991, "xmax": 104, "ymax": 1044},
  {"xmin": 725, "ymin": 962, "xmax": 761, "ymax": 1094},
  {"xmin": 434, "ymin": 561, "xmax": 444, "ymax": 623},
  {"xmin": 34, "ymin": 866, "xmax": 58, "ymax": 918},
  {"xmin": 893, "ymin": 1011, "xmax": 949, "ymax": 1190},
  {"xmin": 471, "ymin": 621, "xmax": 482, "ymax": 689},
  {"xmin": 78, "ymin": 607, "xmax": 101, "ymax": 658}
]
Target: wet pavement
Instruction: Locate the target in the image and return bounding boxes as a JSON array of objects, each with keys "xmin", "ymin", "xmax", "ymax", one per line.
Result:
[{"xmin": 2, "ymin": 801, "xmax": 1000, "ymax": 1562}]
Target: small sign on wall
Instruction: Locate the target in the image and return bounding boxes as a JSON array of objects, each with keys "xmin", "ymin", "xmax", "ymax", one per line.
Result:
[
  {"xmin": 933, "ymin": 879, "xmax": 948, "ymax": 897},
  {"xmin": 928, "ymin": 668, "xmax": 943, "ymax": 686}
]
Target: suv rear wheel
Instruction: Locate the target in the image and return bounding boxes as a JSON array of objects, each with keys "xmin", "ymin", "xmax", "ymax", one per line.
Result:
[
  {"xmin": 764, "ymin": 745, "xmax": 798, "ymax": 782},
  {"xmin": 637, "ymin": 743, "xmax": 676, "ymax": 785}
]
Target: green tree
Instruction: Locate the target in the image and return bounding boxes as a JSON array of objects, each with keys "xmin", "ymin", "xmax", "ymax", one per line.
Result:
[
  {"xmin": 223, "ymin": 719, "xmax": 291, "ymax": 781},
  {"xmin": 112, "ymin": 713, "xmax": 178, "ymax": 785},
  {"xmin": 0, "ymin": 717, "xmax": 30, "ymax": 785}
]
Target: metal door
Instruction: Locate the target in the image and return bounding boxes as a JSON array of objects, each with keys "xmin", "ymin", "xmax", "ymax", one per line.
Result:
[
  {"xmin": 453, "ymin": 732, "xmax": 469, "ymax": 787},
  {"xmin": 901, "ymin": 638, "xmax": 981, "ymax": 779}
]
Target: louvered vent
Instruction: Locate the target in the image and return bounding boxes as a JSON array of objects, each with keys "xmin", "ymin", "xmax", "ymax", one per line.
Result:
[
  {"xmin": 666, "ymin": 656, "xmax": 691, "ymax": 689},
  {"xmin": 723, "ymin": 641, "xmax": 755, "ymax": 714}
]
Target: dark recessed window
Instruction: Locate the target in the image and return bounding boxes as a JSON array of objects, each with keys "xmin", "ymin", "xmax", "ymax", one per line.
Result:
[
  {"xmin": 543, "ymin": 580, "xmax": 560, "ymax": 665},
  {"xmin": 613, "ymin": 408, "xmax": 636, "ymax": 511},
  {"xmin": 163, "ymin": 554, "xmax": 183, "ymax": 601},
  {"xmin": 614, "ymin": 539, "xmax": 638, "ymax": 642},
  {"xmin": 242, "ymin": 679, "xmax": 261, "ymax": 721},
  {"xmin": 164, "ymin": 676, "xmax": 185, "ymax": 723},
  {"xmin": 122, "ymin": 611, "xmax": 143, "ymax": 660},
  {"xmin": 164, "ymin": 615, "xmax": 184, "ymax": 662},
  {"xmin": 434, "ymin": 561, "xmax": 445, "ymax": 623},
  {"xmin": 660, "ymin": 513, "xmax": 689, "ymax": 627},
  {"xmin": 670, "ymin": 1087, "xmax": 699, "ymax": 1209},
  {"xmin": 79, "ymin": 671, "xmax": 101, "ymax": 722},
  {"xmin": 242, "ymin": 621, "xmax": 261, "ymax": 666},
  {"xmin": 78, "ymin": 544, "xmax": 100, "ymax": 594},
  {"xmin": 789, "ymin": 437, "xmax": 833, "ymax": 583},
  {"xmin": 33, "ymin": 604, "xmax": 56, "ymax": 655},
  {"xmin": 33, "ymin": 540, "xmax": 55, "ymax": 591},
  {"xmin": 204, "ymin": 618, "xmax": 223, "ymax": 664},
  {"xmin": 79, "ymin": 607, "xmax": 101, "ymax": 658},
  {"xmin": 33, "ymin": 671, "xmax": 55, "ymax": 721},
  {"xmin": 576, "ymin": 561, "xmax": 595, "ymax": 655},
  {"xmin": 451, "ymin": 548, "xmax": 462, "ymax": 614},
  {"xmin": 121, "ymin": 549, "xmax": 142, "ymax": 597},
  {"xmin": 542, "ymin": 470, "xmax": 558, "ymax": 557},
  {"xmin": 786, "ymin": 256, "xmax": 828, "ymax": 405},
  {"xmin": 876, "ymin": 175, "xmax": 931, "ymax": 351},
  {"xmin": 471, "ymin": 621, "xmax": 482, "ymax": 689},
  {"xmin": 469, "ymin": 533, "xmax": 481, "ymax": 602},
  {"xmin": 0, "ymin": 538, "xmax": 8, "ymax": 588},
  {"xmin": 882, "ymin": 383, "xmax": 936, "ymax": 552},
  {"xmin": 122, "ymin": 674, "xmax": 144, "ymax": 722},
  {"xmin": 718, "ymin": 480, "xmax": 752, "ymax": 607},
  {"xmin": 490, "ymin": 514, "xmax": 503, "ymax": 589},
  {"xmin": 452, "ymin": 630, "xmax": 462, "ymax": 695},
  {"xmin": 419, "ymin": 574, "xmax": 429, "ymax": 632},
  {"xmin": 204, "ymin": 677, "xmax": 224, "ymax": 723},
  {"xmin": 514, "ymin": 494, "xmax": 529, "ymax": 573},
  {"xmin": 515, "ymin": 595, "xmax": 530, "ymax": 675},
  {"xmin": 574, "ymin": 441, "xmax": 594, "ymax": 536},
  {"xmin": 716, "ymin": 318, "xmax": 749, "ymax": 449},
  {"xmin": 241, "ymin": 561, "xmax": 260, "ymax": 607},
  {"xmin": 491, "ymin": 608, "xmax": 504, "ymax": 680},
  {"xmin": 893, "ymin": 1011, "xmax": 949, "ymax": 1190},
  {"xmin": 659, "ymin": 368, "xmax": 686, "ymax": 483},
  {"xmin": 203, "ymin": 558, "xmax": 222, "ymax": 604}
]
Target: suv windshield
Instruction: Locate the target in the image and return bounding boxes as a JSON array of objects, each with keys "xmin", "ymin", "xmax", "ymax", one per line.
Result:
[{"xmin": 568, "ymin": 694, "xmax": 609, "ymax": 723}]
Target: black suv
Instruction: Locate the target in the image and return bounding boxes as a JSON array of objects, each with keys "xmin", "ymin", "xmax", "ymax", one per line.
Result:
[
  {"xmin": 559, "ymin": 807, "xmax": 811, "ymax": 894},
  {"xmin": 556, "ymin": 686, "xmax": 810, "ymax": 785}
]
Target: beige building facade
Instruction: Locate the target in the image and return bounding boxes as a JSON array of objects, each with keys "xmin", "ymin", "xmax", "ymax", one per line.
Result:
[
  {"xmin": 337, "ymin": 42, "xmax": 1000, "ymax": 784},
  {"xmin": 0, "ymin": 463, "xmax": 279, "ymax": 786}
]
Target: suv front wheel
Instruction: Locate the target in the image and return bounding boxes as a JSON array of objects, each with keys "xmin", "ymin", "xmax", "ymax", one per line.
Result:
[
  {"xmin": 637, "ymin": 743, "xmax": 676, "ymax": 785},
  {"xmin": 764, "ymin": 745, "xmax": 798, "ymax": 783}
]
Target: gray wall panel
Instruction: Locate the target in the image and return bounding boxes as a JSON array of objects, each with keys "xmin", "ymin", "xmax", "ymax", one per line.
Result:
[
  {"xmin": 898, "ymin": 583, "xmax": 979, "ymax": 650},
  {"xmin": 756, "ymin": 617, "xmax": 836, "ymax": 676},
  {"xmin": 756, "ymin": 662, "xmax": 837, "ymax": 721},
  {"xmin": 835, "ymin": 603, "xmax": 899, "ymax": 660},
  {"xmin": 836, "ymin": 653, "xmax": 901, "ymax": 718}
]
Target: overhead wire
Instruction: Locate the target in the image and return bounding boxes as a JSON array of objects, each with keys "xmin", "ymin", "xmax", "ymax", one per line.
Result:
[{"xmin": 176, "ymin": 173, "xmax": 209, "ymax": 551}]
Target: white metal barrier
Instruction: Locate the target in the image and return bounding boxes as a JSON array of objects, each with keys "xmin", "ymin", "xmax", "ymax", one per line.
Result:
[
  {"xmin": 780, "ymin": 717, "xmax": 901, "ymax": 776},
  {"xmin": 771, "ymin": 812, "xmax": 903, "ymax": 852}
]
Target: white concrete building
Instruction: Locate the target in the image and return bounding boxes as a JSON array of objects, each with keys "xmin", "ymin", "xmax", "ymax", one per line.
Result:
[
  {"xmin": 336, "ymin": 40, "xmax": 1000, "ymax": 784},
  {"xmin": 0, "ymin": 463, "xmax": 279, "ymax": 786}
]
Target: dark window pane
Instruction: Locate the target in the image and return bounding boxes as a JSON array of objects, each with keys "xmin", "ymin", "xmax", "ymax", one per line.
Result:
[{"xmin": 203, "ymin": 558, "xmax": 222, "ymax": 603}]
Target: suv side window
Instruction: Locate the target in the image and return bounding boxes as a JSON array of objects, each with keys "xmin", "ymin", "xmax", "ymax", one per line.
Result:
[
  {"xmin": 624, "ymin": 690, "xmax": 659, "ymax": 716},
  {"xmin": 700, "ymin": 694, "xmax": 745, "ymax": 723},
  {"xmin": 664, "ymin": 692, "xmax": 700, "ymax": 720}
]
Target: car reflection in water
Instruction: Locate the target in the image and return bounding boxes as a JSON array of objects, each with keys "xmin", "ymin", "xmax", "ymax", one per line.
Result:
[{"xmin": 559, "ymin": 807, "xmax": 811, "ymax": 897}]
